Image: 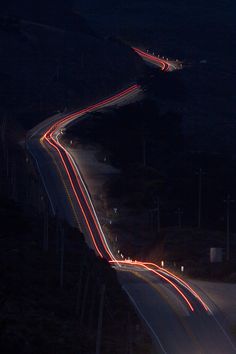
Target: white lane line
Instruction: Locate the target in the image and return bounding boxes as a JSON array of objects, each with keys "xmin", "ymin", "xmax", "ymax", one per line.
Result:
[
  {"xmin": 187, "ymin": 281, "xmax": 236, "ymax": 350},
  {"xmin": 123, "ymin": 285, "xmax": 168, "ymax": 354},
  {"xmin": 211, "ymin": 312, "xmax": 236, "ymax": 352},
  {"xmin": 27, "ymin": 145, "xmax": 56, "ymax": 215}
]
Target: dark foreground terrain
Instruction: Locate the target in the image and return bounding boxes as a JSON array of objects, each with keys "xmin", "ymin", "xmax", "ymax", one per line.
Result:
[
  {"xmin": 0, "ymin": 118, "xmax": 152, "ymax": 353},
  {"xmin": 0, "ymin": 198, "xmax": 152, "ymax": 353}
]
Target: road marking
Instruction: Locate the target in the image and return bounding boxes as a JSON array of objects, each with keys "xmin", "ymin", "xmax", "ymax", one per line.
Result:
[
  {"xmin": 211, "ymin": 312, "xmax": 236, "ymax": 352},
  {"xmin": 123, "ymin": 285, "xmax": 168, "ymax": 354},
  {"xmin": 188, "ymin": 281, "xmax": 236, "ymax": 351},
  {"xmin": 26, "ymin": 145, "xmax": 56, "ymax": 215}
]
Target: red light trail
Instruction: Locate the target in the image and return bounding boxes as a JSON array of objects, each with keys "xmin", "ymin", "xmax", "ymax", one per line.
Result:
[
  {"xmin": 109, "ymin": 260, "xmax": 195, "ymax": 312},
  {"xmin": 132, "ymin": 47, "xmax": 181, "ymax": 72},
  {"xmin": 133, "ymin": 47, "xmax": 169, "ymax": 71},
  {"xmin": 41, "ymin": 84, "xmax": 209, "ymax": 314}
]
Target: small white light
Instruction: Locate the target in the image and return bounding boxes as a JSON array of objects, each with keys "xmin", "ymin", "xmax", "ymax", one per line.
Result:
[
  {"xmin": 181, "ymin": 265, "xmax": 184, "ymax": 273},
  {"xmin": 161, "ymin": 260, "xmax": 164, "ymax": 268}
]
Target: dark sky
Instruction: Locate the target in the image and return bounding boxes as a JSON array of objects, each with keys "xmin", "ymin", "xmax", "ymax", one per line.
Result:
[{"xmin": 1, "ymin": 1, "xmax": 74, "ymax": 22}]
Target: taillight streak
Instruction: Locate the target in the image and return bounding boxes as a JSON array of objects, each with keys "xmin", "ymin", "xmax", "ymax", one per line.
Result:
[
  {"xmin": 132, "ymin": 47, "xmax": 169, "ymax": 71},
  {"xmin": 44, "ymin": 135, "xmax": 104, "ymax": 258},
  {"xmin": 53, "ymin": 134, "xmax": 117, "ymax": 261},
  {"xmin": 41, "ymin": 85, "xmax": 209, "ymax": 314},
  {"xmin": 109, "ymin": 260, "xmax": 194, "ymax": 312},
  {"xmin": 143, "ymin": 262, "xmax": 209, "ymax": 312}
]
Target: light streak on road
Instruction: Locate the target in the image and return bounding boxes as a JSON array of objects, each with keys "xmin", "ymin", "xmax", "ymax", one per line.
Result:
[
  {"xmin": 43, "ymin": 85, "xmax": 141, "ymax": 262},
  {"xmin": 40, "ymin": 84, "xmax": 210, "ymax": 315},
  {"xmin": 122, "ymin": 284, "xmax": 168, "ymax": 354},
  {"xmin": 142, "ymin": 261, "xmax": 210, "ymax": 312},
  {"xmin": 132, "ymin": 47, "xmax": 182, "ymax": 72},
  {"xmin": 54, "ymin": 131, "xmax": 117, "ymax": 261},
  {"xmin": 110, "ymin": 260, "xmax": 195, "ymax": 312}
]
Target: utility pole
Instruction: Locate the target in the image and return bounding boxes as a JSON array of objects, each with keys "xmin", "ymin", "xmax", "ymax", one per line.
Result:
[
  {"xmin": 96, "ymin": 284, "xmax": 106, "ymax": 354},
  {"xmin": 156, "ymin": 198, "xmax": 160, "ymax": 233},
  {"xmin": 143, "ymin": 138, "xmax": 146, "ymax": 167},
  {"xmin": 151, "ymin": 198, "xmax": 161, "ymax": 235},
  {"xmin": 56, "ymin": 214, "xmax": 61, "ymax": 255},
  {"xmin": 75, "ymin": 257, "xmax": 85, "ymax": 316},
  {"xmin": 149, "ymin": 209, "xmax": 154, "ymax": 234},
  {"xmin": 224, "ymin": 194, "xmax": 234, "ymax": 262},
  {"xmin": 43, "ymin": 204, "xmax": 49, "ymax": 252},
  {"xmin": 56, "ymin": 58, "xmax": 60, "ymax": 81},
  {"xmin": 41, "ymin": 196, "xmax": 49, "ymax": 252},
  {"xmin": 5, "ymin": 144, "xmax": 9, "ymax": 178},
  {"xmin": 60, "ymin": 226, "xmax": 64, "ymax": 288},
  {"xmin": 40, "ymin": 196, "xmax": 49, "ymax": 252},
  {"xmin": 88, "ymin": 282, "xmax": 97, "ymax": 330},
  {"xmin": 175, "ymin": 208, "xmax": 183, "ymax": 228},
  {"xmin": 63, "ymin": 30, "xmax": 69, "ymax": 108},
  {"xmin": 196, "ymin": 168, "xmax": 205, "ymax": 229},
  {"xmin": 0, "ymin": 114, "xmax": 6, "ymax": 145},
  {"xmin": 128, "ymin": 313, "xmax": 133, "ymax": 354},
  {"xmin": 10, "ymin": 160, "xmax": 16, "ymax": 200},
  {"xmin": 80, "ymin": 270, "xmax": 90, "ymax": 326}
]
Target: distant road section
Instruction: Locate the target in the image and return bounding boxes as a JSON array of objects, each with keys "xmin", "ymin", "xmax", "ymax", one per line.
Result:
[{"xmin": 132, "ymin": 46, "xmax": 182, "ymax": 72}]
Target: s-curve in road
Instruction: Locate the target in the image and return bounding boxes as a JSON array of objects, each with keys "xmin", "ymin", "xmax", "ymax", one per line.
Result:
[
  {"xmin": 132, "ymin": 46, "xmax": 182, "ymax": 72},
  {"xmin": 28, "ymin": 85, "xmax": 236, "ymax": 354}
]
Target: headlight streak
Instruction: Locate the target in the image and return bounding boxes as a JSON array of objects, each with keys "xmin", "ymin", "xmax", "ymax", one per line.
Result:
[{"xmin": 41, "ymin": 84, "xmax": 209, "ymax": 315}]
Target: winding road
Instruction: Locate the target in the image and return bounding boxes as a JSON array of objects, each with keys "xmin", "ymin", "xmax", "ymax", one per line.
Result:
[
  {"xmin": 132, "ymin": 47, "xmax": 182, "ymax": 72},
  {"xmin": 27, "ymin": 49, "xmax": 236, "ymax": 353}
]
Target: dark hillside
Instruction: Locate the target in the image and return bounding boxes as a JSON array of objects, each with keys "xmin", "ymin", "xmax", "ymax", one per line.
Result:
[
  {"xmin": 0, "ymin": 197, "xmax": 152, "ymax": 353},
  {"xmin": 0, "ymin": 121, "xmax": 152, "ymax": 354},
  {"xmin": 1, "ymin": 1, "xmax": 72, "ymax": 26},
  {"xmin": 77, "ymin": 0, "xmax": 236, "ymax": 156},
  {"xmin": 1, "ymin": 0, "xmax": 92, "ymax": 34},
  {"xmin": 0, "ymin": 2, "xmax": 144, "ymax": 128}
]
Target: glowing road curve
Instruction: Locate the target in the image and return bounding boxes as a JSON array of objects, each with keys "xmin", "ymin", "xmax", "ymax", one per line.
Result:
[{"xmin": 28, "ymin": 53, "xmax": 236, "ymax": 353}]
